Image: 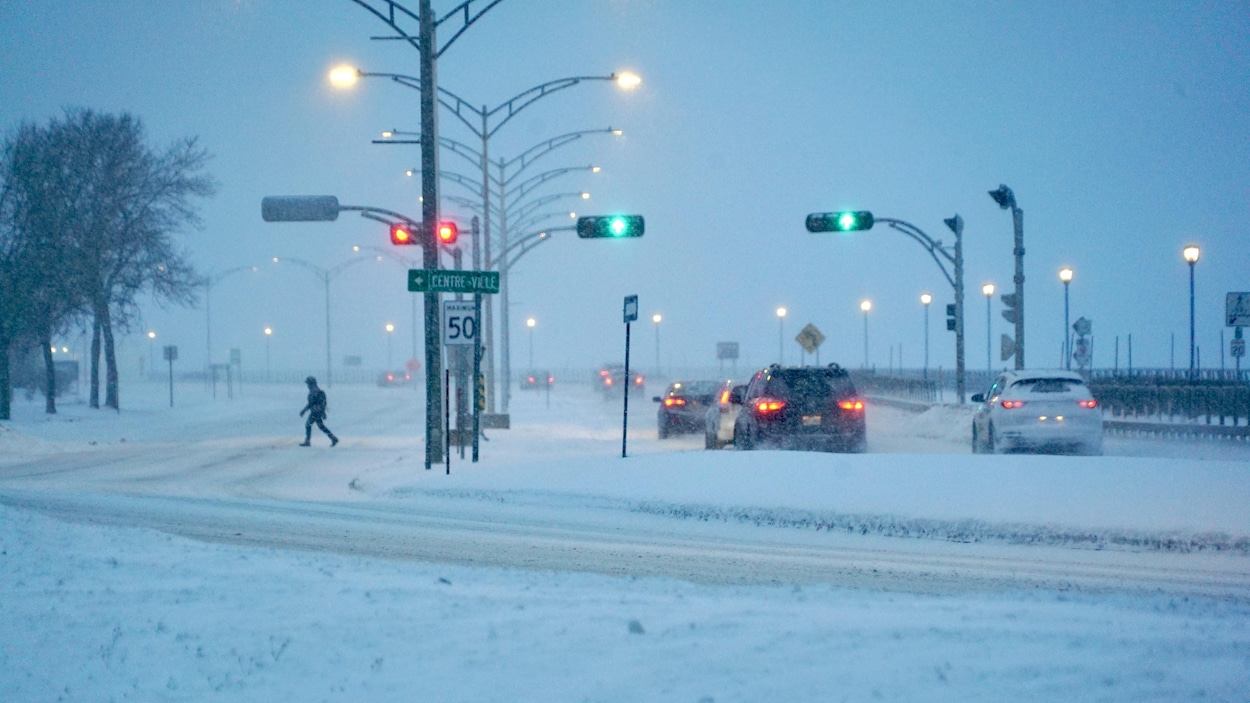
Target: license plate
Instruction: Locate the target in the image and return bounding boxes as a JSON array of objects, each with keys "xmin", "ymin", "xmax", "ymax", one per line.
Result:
[{"xmin": 802, "ymin": 415, "xmax": 822, "ymax": 426}]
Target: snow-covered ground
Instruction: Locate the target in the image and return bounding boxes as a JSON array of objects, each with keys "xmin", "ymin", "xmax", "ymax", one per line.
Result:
[{"xmin": 2, "ymin": 380, "xmax": 1249, "ymax": 701}]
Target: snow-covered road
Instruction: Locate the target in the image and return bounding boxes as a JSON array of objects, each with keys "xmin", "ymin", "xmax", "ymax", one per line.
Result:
[{"xmin": 2, "ymin": 382, "xmax": 1248, "ymax": 701}]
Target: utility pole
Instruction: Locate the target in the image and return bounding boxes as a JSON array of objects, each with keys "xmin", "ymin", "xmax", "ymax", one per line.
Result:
[{"xmin": 419, "ymin": 0, "xmax": 444, "ymax": 468}]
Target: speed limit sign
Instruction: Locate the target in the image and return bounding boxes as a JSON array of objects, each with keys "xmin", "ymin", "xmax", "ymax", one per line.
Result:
[{"xmin": 443, "ymin": 300, "xmax": 478, "ymax": 346}]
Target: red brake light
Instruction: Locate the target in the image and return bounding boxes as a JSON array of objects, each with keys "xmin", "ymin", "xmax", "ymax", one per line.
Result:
[
  {"xmin": 719, "ymin": 389, "xmax": 730, "ymax": 404},
  {"xmin": 664, "ymin": 397, "xmax": 686, "ymax": 407},
  {"xmin": 600, "ymin": 370, "xmax": 610, "ymax": 376},
  {"xmin": 1078, "ymin": 399, "xmax": 1098, "ymax": 409},
  {"xmin": 755, "ymin": 399, "xmax": 786, "ymax": 413},
  {"xmin": 1000, "ymin": 400, "xmax": 1026, "ymax": 409},
  {"xmin": 527, "ymin": 376, "xmax": 535, "ymax": 383},
  {"xmin": 838, "ymin": 399, "xmax": 865, "ymax": 411},
  {"xmin": 547, "ymin": 376, "xmax": 554, "ymax": 383}
]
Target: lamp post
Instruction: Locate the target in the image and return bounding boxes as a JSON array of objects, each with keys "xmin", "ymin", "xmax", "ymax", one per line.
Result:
[
  {"xmin": 1184, "ymin": 244, "xmax": 1201, "ymax": 375},
  {"xmin": 1059, "ymin": 267, "xmax": 1074, "ymax": 370},
  {"xmin": 270, "ymin": 256, "xmax": 373, "ymax": 387},
  {"xmin": 263, "ymin": 327, "xmax": 272, "ymax": 381},
  {"xmin": 651, "ymin": 314, "xmax": 662, "ymax": 376},
  {"xmin": 920, "ymin": 293, "xmax": 932, "ymax": 381},
  {"xmin": 203, "ymin": 266, "xmax": 258, "ymax": 376},
  {"xmin": 982, "ymin": 283, "xmax": 996, "ymax": 374},
  {"xmin": 146, "ymin": 331, "xmax": 156, "ymax": 380},
  {"xmin": 385, "ymin": 323, "xmax": 395, "ymax": 370},
  {"xmin": 989, "ymin": 185, "xmax": 1025, "ymax": 369},
  {"xmin": 860, "ymin": 300, "xmax": 872, "ymax": 368},
  {"xmin": 345, "ymin": 66, "xmax": 637, "ymax": 417},
  {"xmin": 525, "ymin": 317, "xmax": 536, "ymax": 370},
  {"xmin": 776, "ymin": 307, "xmax": 787, "ymax": 364}
]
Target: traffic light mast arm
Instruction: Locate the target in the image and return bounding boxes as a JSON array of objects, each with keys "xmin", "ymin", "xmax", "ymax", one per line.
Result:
[{"xmin": 874, "ymin": 217, "xmax": 957, "ymax": 290}]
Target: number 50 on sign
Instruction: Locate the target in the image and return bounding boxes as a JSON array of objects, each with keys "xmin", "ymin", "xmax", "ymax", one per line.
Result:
[{"xmin": 443, "ymin": 300, "xmax": 478, "ymax": 346}]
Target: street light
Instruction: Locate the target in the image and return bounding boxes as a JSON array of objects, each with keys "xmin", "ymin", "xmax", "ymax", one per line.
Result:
[
  {"xmin": 1184, "ymin": 244, "xmax": 1201, "ymax": 374},
  {"xmin": 146, "ymin": 331, "xmax": 156, "ymax": 379},
  {"xmin": 860, "ymin": 300, "xmax": 872, "ymax": 368},
  {"xmin": 1059, "ymin": 267, "xmax": 1074, "ymax": 370},
  {"xmin": 982, "ymin": 283, "xmax": 996, "ymax": 374},
  {"xmin": 525, "ymin": 317, "xmax": 536, "ymax": 371},
  {"xmin": 776, "ymin": 307, "xmax": 787, "ymax": 364},
  {"xmin": 920, "ymin": 293, "xmax": 932, "ymax": 381},
  {"xmin": 385, "ymin": 323, "xmax": 395, "ymax": 370},
  {"xmin": 270, "ymin": 255, "xmax": 374, "ymax": 387},
  {"xmin": 652, "ymin": 314, "xmax": 662, "ymax": 376},
  {"xmin": 264, "ymin": 327, "xmax": 272, "ymax": 381}
]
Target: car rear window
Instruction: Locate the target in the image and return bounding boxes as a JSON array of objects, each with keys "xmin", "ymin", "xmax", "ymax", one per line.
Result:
[
  {"xmin": 1012, "ymin": 377, "xmax": 1086, "ymax": 394},
  {"xmin": 768, "ymin": 371, "xmax": 856, "ymax": 400}
]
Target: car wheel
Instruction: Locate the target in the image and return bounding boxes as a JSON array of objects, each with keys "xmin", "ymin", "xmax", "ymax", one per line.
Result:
[
  {"xmin": 658, "ymin": 420, "xmax": 670, "ymax": 440},
  {"xmin": 971, "ymin": 424, "xmax": 983, "ymax": 454},
  {"xmin": 987, "ymin": 424, "xmax": 998, "ymax": 454},
  {"xmin": 734, "ymin": 424, "xmax": 752, "ymax": 450},
  {"xmin": 705, "ymin": 430, "xmax": 717, "ymax": 450}
]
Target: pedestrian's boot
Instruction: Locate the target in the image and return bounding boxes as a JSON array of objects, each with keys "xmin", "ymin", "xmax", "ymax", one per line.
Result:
[
  {"xmin": 300, "ymin": 435, "xmax": 311, "ymax": 447},
  {"xmin": 330, "ymin": 434, "xmax": 339, "ymax": 447}
]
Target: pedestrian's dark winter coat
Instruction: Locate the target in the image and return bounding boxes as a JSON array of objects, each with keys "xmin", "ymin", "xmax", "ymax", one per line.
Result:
[{"xmin": 299, "ymin": 377, "xmax": 338, "ymax": 446}]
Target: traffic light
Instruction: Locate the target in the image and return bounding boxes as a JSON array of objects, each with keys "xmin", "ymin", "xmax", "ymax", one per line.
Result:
[
  {"xmin": 946, "ymin": 303, "xmax": 958, "ymax": 331},
  {"xmin": 577, "ymin": 215, "xmax": 645, "ymax": 238},
  {"xmin": 805, "ymin": 211, "xmax": 874, "ymax": 233},
  {"xmin": 390, "ymin": 221, "xmax": 416, "ymax": 245},
  {"xmin": 436, "ymin": 221, "xmax": 458, "ymax": 245},
  {"xmin": 1000, "ymin": 293, "xmax": 1020, "ymax": 324}
]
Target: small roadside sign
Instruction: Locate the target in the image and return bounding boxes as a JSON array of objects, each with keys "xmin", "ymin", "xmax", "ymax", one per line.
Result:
[
  {"xmin": 795, "ymin": 324, "xmax": 825, "ymax": 354},
  {"xmin": 408, "ymin": 269, "xmax": 500, "ymax": 294},
  {"xmin": 623, "ymin": 295, "xmax": 639, "ymax": 323},
  {"xmin": 1226, "ymin": 292, "xmax": 1250, "ymax": 327},
  {"xmin": 443, "ymin": 300, "xmax": 478, "ymax": 347}
]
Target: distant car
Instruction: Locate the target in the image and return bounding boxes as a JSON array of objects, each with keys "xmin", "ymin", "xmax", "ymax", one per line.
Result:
[
  {"xmin": 377, "ymin": 370, "xmax": 412, "ymax": 387},
  {"xmin": 520, "ymin": 370, "xmax": 554, "ymax": 390},
  {"xmin": 595, "ymin": 363, "xmax": 645, "ymax": 399},
  {"xmin": 733, "ymin": 364, "xmax": 866, "ymax": 453},
  {"xmin": 971, "ymin": 369, "xmax": 1102, "ymax": 455},
  {"xmin": 653, "ymin": 380, "xmax": 722, "ymax": 439},
  {"xmin": 704, "ymin": 381, "xmax": 746, "ymax": 449}
]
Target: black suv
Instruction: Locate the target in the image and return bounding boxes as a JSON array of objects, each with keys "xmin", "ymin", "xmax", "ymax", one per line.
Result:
[
  {"xmin": 733, "ymin": 364, "xmax": 866, "ymax": 452},
  {"xmin": 653, "ymin": 380, "xmax": 722, "ymax": 438}
]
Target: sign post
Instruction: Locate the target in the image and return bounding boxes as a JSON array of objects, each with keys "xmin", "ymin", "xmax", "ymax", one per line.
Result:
[
  {"xmin": 162, "ymin": 345, "xmax": 178, "ymax": 408},
  {"xmin": 622, "ymin": 295, "xmax": 639, "ymax": 458},
  {"xmin": 795, "ymin": 324, "xmax": 826, "ymax": 365}
]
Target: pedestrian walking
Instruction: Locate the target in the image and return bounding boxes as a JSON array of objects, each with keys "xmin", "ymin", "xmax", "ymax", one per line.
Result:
[{"xmin": 298, "ymin": 376, "xmax": 338, "ymax": 447}]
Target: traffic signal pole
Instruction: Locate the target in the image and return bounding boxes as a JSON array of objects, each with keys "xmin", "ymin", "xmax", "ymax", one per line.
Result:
[
  {"xmin": 419, "ymin": 0, "xmax": 444, "ymax": 469},
  {"xmin": 1011, "ymin": 205, "xmax": 1025, "ymax": 369}
]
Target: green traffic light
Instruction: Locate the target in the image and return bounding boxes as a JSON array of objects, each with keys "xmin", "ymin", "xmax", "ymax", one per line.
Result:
[
  {"xmin": 805, "ymin": 210, "xmax": 875, "ymax": 233},
  {"xmin": 610, "ymin": 217, "xmax": 628, "ymax": 236},
  {"xmin": 837, "ymin": 212, "xmax": 857, "ymax": 230}
]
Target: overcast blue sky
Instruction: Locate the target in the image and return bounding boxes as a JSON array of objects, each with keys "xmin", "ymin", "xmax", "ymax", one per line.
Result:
[{"xmin": 2, "ymin": 0, "xmax": 1247, "ymax": 381}]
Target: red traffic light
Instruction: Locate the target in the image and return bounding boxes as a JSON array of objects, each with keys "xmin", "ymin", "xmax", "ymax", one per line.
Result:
[
  {"xmin": 390, "ymin": 222, "xmax": 415, "ymax": 245},
  {"xmin": 436, "ymin": 221, "xmax": 458, "ymax": 245}
]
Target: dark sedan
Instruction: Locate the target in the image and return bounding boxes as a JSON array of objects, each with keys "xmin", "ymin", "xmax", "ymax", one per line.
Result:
[{"xmin": 654, "ymin": 380, "xmax": 723, "ymax": 439}]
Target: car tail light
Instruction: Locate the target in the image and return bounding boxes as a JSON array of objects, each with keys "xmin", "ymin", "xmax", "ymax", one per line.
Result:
[
  {"xmin": 527, "ymin": 376, "xmax": 535, "ymax": 383},
  {"xmin": 719, "ymin": 389, "xmax": 730, "ymax": 405},
  {"xmin": 1077, "ymin": 399, "xmax": 1098, "ymax": 409},
  {"xmin": 548, "ymin": 376, "xmax": 555, "ymax": 383},
  {"xmin": 664, "ymin": 397, "xmax": 686, "ymax": 407},
  {"xmin": 999, "ymin": 400, "xmax": 1026, "ymax": 409},
  {"xmin": 838, "ymin": 399, "xmax": 865, "ymax": 411},
  {"xmin": 755, "ymin": 398, "xmax": 786, "ymax": 413}
]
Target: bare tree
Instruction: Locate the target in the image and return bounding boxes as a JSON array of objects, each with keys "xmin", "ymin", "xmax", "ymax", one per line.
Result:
[{"xmin": 0, "ymin": 109, "xmax": 212, "ymax": 415}]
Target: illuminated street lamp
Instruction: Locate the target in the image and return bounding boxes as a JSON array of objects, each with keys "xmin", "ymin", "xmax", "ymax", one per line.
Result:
[
  {"xmin": 920, "ymin": 293, "xmax": 932, "ymax": 381},
  {"xmin": 776, "ymin": 307, "xmax": 787, "ymax": 364},
  {"xmin": 264, "ymin": 327, "xmax": 273, "ymax": 381},
  {"xmin": 525, "ymin": 317, "xmax": 536, "ymax": 370},
  {"xmin": 860, "ymin": 300, "xmax": 872, "ymax": 368},
  {"xmin": 652, "ymin": 314, "xmax": 662, "ymax": 376},
  {"xmin": 1059, "ymin": 267, "xmax": 1074, "ymax": 369},
  {"xmin": 982, "ymin": 283, "xmax": 996, "ymax": 373},
  {"xmin": 1183, "ymin": 244, "xmax": 1201, "ymax": 374},
  {"xmin": 385, "ymin": 323, "xmax": 395, "ymax": 370},
  {"xmin": 146, "ymin": 331, "xmax": 156, "ymax": 379}
]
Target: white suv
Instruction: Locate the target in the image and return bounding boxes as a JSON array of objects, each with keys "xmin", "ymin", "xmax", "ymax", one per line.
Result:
[{"xmin": 971, "ymin": 370, "xmax": 1102, "ymax": 455}]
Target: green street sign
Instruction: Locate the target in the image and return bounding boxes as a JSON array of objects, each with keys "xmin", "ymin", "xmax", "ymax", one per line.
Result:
[{"xmin": 408, "ymin": 269, "xmax": 500, "ymax": 294}]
